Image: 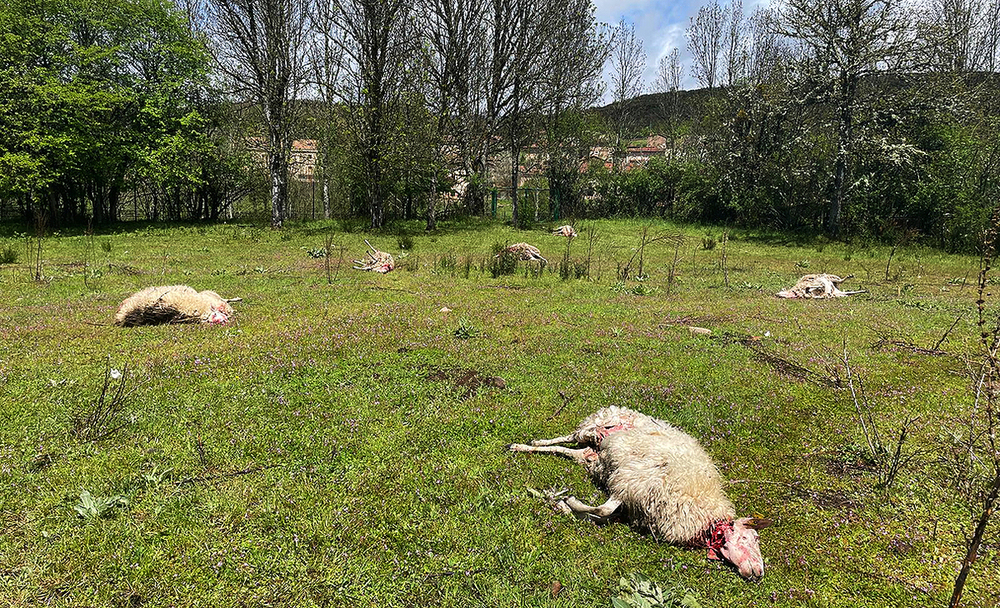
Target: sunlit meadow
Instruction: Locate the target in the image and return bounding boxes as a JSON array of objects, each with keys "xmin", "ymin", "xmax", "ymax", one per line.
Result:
[{"xmin": 0, "ymin": 218, "xmax": 996, "ymax": 607}]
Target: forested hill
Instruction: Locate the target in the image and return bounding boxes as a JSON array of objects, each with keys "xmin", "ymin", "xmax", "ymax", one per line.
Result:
[{"xmin": 594, "ymin": 88, "xmax": 723, "ymax": 129}]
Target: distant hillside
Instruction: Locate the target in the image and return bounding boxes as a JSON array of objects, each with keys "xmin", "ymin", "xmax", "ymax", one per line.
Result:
[
  {"xmin": 594, "ymin": 87, "xmax": 723, "ymax": 131},
  {"xmin": 597, "ymin": 73, "xmax": 1000, "ymax": 133}
]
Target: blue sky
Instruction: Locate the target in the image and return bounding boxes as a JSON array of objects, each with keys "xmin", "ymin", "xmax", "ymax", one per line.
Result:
[
  {"xmin": 594, "ymin": 0, "xmax": 770, "ymax": 95},
  {"xmin": 594, "ymin": 0, "xmax": 697, "ymax": 93}
]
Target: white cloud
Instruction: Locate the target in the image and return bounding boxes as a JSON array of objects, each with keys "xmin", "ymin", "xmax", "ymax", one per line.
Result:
[{"xmin": 594, "ymin": 0, "xmax": 701, "ymax": 98}]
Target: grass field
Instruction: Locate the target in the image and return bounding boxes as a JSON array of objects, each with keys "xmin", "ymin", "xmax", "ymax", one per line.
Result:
[{"xmin": 1, "ymin": 218, "xmax": 997, "ymax": 607}]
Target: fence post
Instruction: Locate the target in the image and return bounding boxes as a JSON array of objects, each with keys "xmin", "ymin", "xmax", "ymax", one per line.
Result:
[{"xmin": 491, "ymin": 189, "xmax": 498, "ymax": 219}]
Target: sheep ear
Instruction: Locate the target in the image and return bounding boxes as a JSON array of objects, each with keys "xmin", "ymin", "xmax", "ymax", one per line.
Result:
[{"xmin": 744, "ymin": 517, "xmax": 773, "ymax": 530}]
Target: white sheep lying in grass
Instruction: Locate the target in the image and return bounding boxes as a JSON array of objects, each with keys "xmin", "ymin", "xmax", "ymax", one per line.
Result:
[
  {"xmin": 510, "ymin": 406, "xmax": 771, "ymax": 578},
  {"xmin": 499, "ymin": 242, "xmax": 547, "ymax": 264},
  {"xmin": 115, "ymin": 285, "xmax": 234, "ymax": 326}
]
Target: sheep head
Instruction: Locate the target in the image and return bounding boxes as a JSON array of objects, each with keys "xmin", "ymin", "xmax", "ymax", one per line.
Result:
[
  {"xmin": 206, "ymin": 305, "xmax": 230, "ymax": 325},
  {"xmin": 718, "ymin": 517, "xmax": 771, "ymax": 578}
]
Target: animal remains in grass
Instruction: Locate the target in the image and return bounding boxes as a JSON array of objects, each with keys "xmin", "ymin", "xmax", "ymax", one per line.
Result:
[
  {"xmin": 552, "ymin": 225, "xmax": 578, "ymax": 238},
  {"xmin": 510, "ymin": 406, "xmax": 772, "ymax": 578},
  {"xmin": 353, "ymin": 239, "xmax": 395, "ymax": 273},
  {"xmin": 499, "ymin": 242, "xmax": 547, "ymax": 264},
  {"xmin": 776, "ymin": 274, "xmax": 865, "ymax": 299},
  {"xmin": 115, "ymin": 285, "xmax": 235, "ymax": 326}
]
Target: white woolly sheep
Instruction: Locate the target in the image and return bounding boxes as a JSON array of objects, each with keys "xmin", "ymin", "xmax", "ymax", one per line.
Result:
[
  {"xmin": 510, "ymin": 406, "xmax": 771, "ymax": 578},
  {"xmin": 499, "ymin": 242, "xmax": 547, "ymax": 264},
  {"xmin": 115, "ymin": 285, "xmax": 234, "ymax": 326}
]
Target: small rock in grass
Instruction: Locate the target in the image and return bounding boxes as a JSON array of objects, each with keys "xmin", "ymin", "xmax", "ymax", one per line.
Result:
[{"xmin": 688, "ymin": 326, "xmax": 712, "ymax": 336}]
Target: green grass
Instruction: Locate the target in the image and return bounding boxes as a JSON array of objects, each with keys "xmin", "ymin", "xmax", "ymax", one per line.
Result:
[{"xmin": 0, "ymin": 218, "xmax": 996, "ymax": 607}]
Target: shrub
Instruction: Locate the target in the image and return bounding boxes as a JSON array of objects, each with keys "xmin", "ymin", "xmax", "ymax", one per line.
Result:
[
  {"xmin": 0, "ymin": 243, "xmax": 19, "ymax": 264},
  {"xmin": 396, "ymin": 234, "xmax": 414, "ymax": 251},
  {"xmin": 403, "ymin": 254, "xmax": 420, "ymax": 271},
  {"xmin": 613, "ymin": 573, "xmax": 702, "ymax": 608},
  {"xmin": 489, "ymin": 241, "xmax": 518, "ymax": 277},
  {"xmin": 453, "ymin": 317, "xmax": 480, "ymax": 339}
]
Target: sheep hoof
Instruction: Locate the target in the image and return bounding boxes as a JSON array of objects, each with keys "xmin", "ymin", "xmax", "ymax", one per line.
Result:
[{"xmin": 552, "ymin": 500, "xmax": 572, "ymax": 515}]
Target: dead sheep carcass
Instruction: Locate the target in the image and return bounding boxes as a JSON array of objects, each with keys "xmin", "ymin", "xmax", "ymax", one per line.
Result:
[
  {"xmin": 776, "ymin": 273, "xmax": 864, "ymax": 299},
  {"xmin": 552, "ymin": 225, "xmax": 578, "ymax": 238},
  {"xmin": 510, "ymin": 406, "xmax": 771, "ymax": 578},
  {"xmin": 115, "ymin": 285, "xmax": 234, "ymax": 326},
  {"xmin": 499, "ymin": 242, "xmax": 547, "ymax": 264},
  {"xmin": 354, "ymin": 239, "xmax": 395, "ymax": 273}
]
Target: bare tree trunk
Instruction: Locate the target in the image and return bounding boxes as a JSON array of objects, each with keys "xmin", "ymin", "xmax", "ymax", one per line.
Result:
[
  {"xmin": 827, "ymin": 76, "xmax": 855, "ymax": 236},
  {"xmin": 268, "ymin": 148, "xmax": 287, "ymax": 228},
  {"xmin": 510, "ymin": 141, "xmax": 520, "ymax": 226},
  {"xmin": 950, "ymin": 470, "xmax": 1000, "ymax": 608},
  {"xmin": 322, "ymin": 177, "xmax": 331, "ymax": 220},
  {"xmin": 427, "ymin": 176, "xmax": 437, "ymax": 230}
]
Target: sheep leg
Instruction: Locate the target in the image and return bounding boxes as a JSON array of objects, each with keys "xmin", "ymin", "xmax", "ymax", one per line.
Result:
[
  {"xmin": 561, "ymin": 496, "xmax": 622, "ymax": 524},
  {"xmin": 508, "ymin": 443, "xmax": 592, "ymax": 465},
  {"xmin": 529, "ymin": 434, "xmax": 578, "ymax": 447}
]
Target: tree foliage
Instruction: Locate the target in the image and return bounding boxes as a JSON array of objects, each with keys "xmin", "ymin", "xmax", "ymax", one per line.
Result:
[{"xmin": 0, "ymin": 0, "xmax": 213, "ymax": 224}]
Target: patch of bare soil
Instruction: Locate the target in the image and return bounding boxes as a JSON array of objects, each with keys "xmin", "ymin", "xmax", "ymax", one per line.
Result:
[
  {"xmin": 823, "ymin": 451, "xmax": 877, "ymax": 478},
  {"xmin": 425, "ymin": 366, "xmax": 506, "ymax": 398}
]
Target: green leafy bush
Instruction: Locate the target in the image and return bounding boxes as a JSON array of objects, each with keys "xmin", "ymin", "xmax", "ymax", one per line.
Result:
[
  {"xmin": 0, "ymin": 243, "xmax": 18, "ymax": 264},
  {"xmin": 489, "ymin": 242, "xmax": 518, "ymax": 277}
]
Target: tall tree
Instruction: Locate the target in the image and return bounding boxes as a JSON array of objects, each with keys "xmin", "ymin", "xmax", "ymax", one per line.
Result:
[
  {"xmin": 0, "ymin": 0, "xmax": 211, "ymax": 225},
  {"xmin": 609, "ymin": 18, "xmax": 646, "ymax": 152},
  {"xmin": 654, "ymin": 48, "xmax": 683, "ymax": 140},
  {"xmin": 923, "ymin": 0, "xmax": 1000, "ymax": 73},
  {"xmin": 483, "ymin": 0, "xmax": 559, "ymax": 227},
  {"xmin": 418, "ymin": 0, "xmax": 487, "ymax": 226},
  {"xmin": 723, "ymin": 0, "xmax": 745, "ymax": 86},
  {"xmin": 746, "ymin": 6, "xmax": 784, "ymax": 85},
  {"xmin": 207, "ymin": 0, "xmax": 309, "ymax": 228},
  {"xmin": 541, "ymin": 0, "xmax": 610, "ymax": 216},
  {"xmin": 319, "ymin": 0, "xmax": 412, "ymax": 229},
  {"xmin": 687, "ymin": 1, "xmax": 726, "ymax": 90},
  {"xmin": 779, "ymin": 0, "xmax": 920, "ymax": 235}
]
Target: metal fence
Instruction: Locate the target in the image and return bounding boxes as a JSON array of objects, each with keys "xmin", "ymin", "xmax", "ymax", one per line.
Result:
[
  {"xmin": 1, "ymin": 183, "xmax": 568, "ymax": 227},
  {"xmin": 489, "ymin": 187, "xmax": 562, "ymax": 223}
]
